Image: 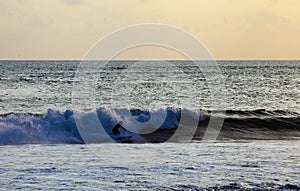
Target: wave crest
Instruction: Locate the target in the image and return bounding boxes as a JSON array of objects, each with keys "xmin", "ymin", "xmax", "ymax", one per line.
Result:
[{"xmin": 0, "ymin": 108, "xmax": 299, "ymax": 145}]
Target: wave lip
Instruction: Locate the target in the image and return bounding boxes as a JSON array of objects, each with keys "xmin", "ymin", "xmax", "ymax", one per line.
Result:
[
  {"xmin": 0, "ymin": 108, "xmax": 299, "ymax": 145},
  {"xmin": 0, "ymin": 109, "xmax": 82, "ymax": 145}
]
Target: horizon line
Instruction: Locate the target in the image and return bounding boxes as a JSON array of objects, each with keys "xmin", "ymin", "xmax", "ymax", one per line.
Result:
[{"xmin": 1, "ymin": 59, "xmax": 300, "ymax": 61}]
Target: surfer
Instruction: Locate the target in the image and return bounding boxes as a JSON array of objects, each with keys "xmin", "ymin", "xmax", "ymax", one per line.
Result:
[
  {"xmin": 112, "ymin": 121, "xmax": 125, "ymax": 135},
  {"xmin": 112, "ymin": 121, "xmax": 133, "ymax": 143}
]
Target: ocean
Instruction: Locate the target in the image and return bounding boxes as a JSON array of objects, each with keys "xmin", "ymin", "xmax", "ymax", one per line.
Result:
[{"xmin": 0, "ymin": 60, "xmax": 299, "ymax": 190}]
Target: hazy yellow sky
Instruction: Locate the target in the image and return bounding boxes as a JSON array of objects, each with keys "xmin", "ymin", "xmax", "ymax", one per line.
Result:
[{"xmin": 0, "ymin": 0, "xmax": 300, "ymax": 60}]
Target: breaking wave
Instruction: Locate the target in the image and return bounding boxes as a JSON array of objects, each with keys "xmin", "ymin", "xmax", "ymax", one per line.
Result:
[{"xmin": 0, "ymin": 108, "xmax": 299, "ymax": 145}]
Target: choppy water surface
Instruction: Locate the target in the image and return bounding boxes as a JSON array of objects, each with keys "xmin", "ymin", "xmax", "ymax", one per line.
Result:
[
  {"xmin": 0, "ymin": 60, "xmax": 299, "ymax": 114},
  {"xmin": 1, "ymin": 141, "xmax": 300, "ymax": 190},
  {"xmin": 0, "ymin": 60, "xmax": 299, "ymax": 190}
]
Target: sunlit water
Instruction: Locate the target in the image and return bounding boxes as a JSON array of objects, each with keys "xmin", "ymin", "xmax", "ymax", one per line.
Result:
[
  {"xmin": 1, "ymin": 141, "xmax": 300, "ymax": 190},
  {"xmin": 0, "ymin": 60, "xmax": 299, "ymax": 114},
  {"xmin": 0, "ymin": 60, "xmax": 299, "ymax": 189}
]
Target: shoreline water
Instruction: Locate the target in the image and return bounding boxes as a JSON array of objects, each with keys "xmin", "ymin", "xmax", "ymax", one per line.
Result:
[{"xmin": 1, "ymin": 141, "xmax": 299, "ymax": 190}]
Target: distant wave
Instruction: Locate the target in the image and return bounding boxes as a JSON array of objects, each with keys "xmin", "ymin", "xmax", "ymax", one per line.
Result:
[
  {"xmin": 169, "ymin": 182, "xmax": 300, "ymax": 190},
  {"xmin": 0, "ymin": 108, "xmax": 299, "ymax": 145}
]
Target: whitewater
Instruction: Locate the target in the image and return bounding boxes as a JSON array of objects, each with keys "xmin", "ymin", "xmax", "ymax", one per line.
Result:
[
  {"xmin": 0, "ymin": 60, "xmax": 299, "ymax": 190},
  {"xmin": 0, "ymin": 108, "xmax": 299, "ymax": 145}
]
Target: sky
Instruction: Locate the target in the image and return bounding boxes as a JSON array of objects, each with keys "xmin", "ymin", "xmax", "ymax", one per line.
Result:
[{"xmin": 0, "ymin": 0, "xmax": 300, "ymax": 60}]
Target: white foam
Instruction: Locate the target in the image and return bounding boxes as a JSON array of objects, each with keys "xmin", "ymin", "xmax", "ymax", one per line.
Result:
[{"xmin": 0, "ymin": 107, "xmax": 206, "ymax": 145}]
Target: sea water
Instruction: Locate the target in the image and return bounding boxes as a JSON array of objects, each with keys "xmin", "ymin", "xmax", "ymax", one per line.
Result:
[
  {"xmin": 0, "ymin": 60, "xmax": 299, "ymax": 113},
  {"xmin": 0, "ymin": 60, "xmax": 299, "ymax": 190},
  {"xmin": 1, "ymin": 142, "xmax": 300, "ymax": 190}
]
